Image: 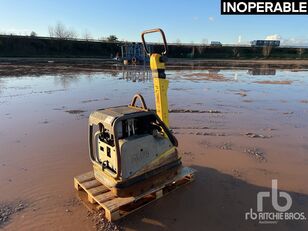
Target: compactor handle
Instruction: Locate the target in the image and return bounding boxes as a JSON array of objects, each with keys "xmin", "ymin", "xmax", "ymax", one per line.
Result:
[
  {"xmin": 129, "ymin": 94, "xmax": 148, "ymax": 111},
  {"xmin": 141, "ymin": 28, "xmax": 167, "ymax": 56}
]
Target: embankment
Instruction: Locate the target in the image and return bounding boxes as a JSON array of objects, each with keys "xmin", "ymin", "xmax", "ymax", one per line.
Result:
[{"xmin": 0, "ymin": 35, "xmax": 308, "ymax": 59}]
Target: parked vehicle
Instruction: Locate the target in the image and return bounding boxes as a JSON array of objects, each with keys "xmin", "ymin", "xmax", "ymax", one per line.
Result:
[
  {"xmin": 251, "ymin": 40, "xmax": 280, "ymax": 47},
  {"xmin": 210, "ymin": 41, "xmax": 222, "ymax": 47}
]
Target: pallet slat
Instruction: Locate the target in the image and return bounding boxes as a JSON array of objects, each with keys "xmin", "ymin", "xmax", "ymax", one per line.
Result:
[
  {"xmin": 88, "ymin": 185, "xmax": 109, "ymax": 196},
  {"xmin": 74, "ymin": 167, "xmax": 196, "ymax": 221},
  {"xmin": 83, "ymin": 179, "xmax": 101, "ymax": 189},
  {"xmin": 103, "ymin": 197, "xmax": 135, "ymax": 212},
  {"xmin": 75, "ymin": 171, "xmax": 94, "ymax": 183},
  {"xmin": 96, "ymin": 191, "xmax": 116, "ymax": 203}
]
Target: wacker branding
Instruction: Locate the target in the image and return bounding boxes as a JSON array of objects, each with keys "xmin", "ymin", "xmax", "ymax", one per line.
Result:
[
  {"xmin": 245, "ymin": 179, "xmax": 306, "ymax": 224},
  {"xmin": 221, "ymin": 0, "xmax": 308, "ymax": 14}
]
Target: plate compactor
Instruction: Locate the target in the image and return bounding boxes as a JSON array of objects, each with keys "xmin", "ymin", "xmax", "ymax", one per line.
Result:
[{"xmin": 88, "ymin": 29, "xmax": 182, "ymax": 197}]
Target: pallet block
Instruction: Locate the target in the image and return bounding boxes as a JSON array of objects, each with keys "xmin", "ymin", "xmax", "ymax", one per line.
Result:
[{"xmin": 74, "ymin": 167, "xmax": 195, "ymax": 221}]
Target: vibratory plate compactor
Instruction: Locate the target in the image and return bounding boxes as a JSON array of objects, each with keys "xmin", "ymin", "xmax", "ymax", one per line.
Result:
[{"xmin": 74, "ymin": 29, "xmax": 195, "ymax": 221}]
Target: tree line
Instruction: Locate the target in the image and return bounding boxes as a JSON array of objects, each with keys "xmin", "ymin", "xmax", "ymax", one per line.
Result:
[{"xmin": 1, "ymin": 22, "xmax": 119, "ymax": 42}]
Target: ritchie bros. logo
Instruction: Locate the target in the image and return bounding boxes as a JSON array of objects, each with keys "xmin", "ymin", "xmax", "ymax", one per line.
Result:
[{"xmin": 245, "ymin": 179, "xmax": 306, "ymax": 224}]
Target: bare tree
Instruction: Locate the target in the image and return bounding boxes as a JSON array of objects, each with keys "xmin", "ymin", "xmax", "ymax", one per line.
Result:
[
  {"xmin": 48, "ymin": 26, "xmax": 54, "ymax": 37},
  {"xmin": 82, "ymin": 30, "xmax": 92, "ymax": 41},
  {"xmin": 48, "ymin": 22, "xmax": 77, "ymax": 39},
  {"xmin": 201, "ymin": 38, "xmax": 208, "ymax": 45}
]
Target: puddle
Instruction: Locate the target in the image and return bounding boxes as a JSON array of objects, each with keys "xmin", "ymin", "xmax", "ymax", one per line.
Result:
[{"xmin": 0, "ymin": 65, "xmax": 308, "ymax": 230}]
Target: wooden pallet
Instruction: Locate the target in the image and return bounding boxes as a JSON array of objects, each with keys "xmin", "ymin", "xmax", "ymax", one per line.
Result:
[{"xmin": 74, "ymin": 167, "xmax": 195, "ymax": 221}]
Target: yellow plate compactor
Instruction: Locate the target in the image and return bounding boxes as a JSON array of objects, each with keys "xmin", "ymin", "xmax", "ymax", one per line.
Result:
[{"xmin": 88, "ymin": 29, "xmax": 182, "ymax": 197}]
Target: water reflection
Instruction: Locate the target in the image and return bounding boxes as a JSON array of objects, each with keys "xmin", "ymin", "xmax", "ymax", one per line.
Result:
[
  {"xmin": 0, "ymin": 78, "xmax": 4, "ymax": 94},
  {"xmin": 53, "ymin": 74, "xmax": 81, "ymax": 88},
  {"xmin": 119, "ymin": 67, "xmax": 151, "ymax": 82},
  {"xmin": 51, "ymin": 66, "xmax": 151, "ymax": 88},
  {"xmin": 48, "ymin": 66, "xmax": 279, "ymax": 89},
  {"xmin": 209, "ymin": 67, "xmax": 277, "ymax": 76},
  {"xmin": 208, "ymin": 69, "xmax": 220, "ymax": 75},
  {"xmin": 248, "ymin": 68, "xmax": 276, "ymax": 76},
  {"xmin": 0, "ymin": 64, "xmax": 299, "ymax": 93}
]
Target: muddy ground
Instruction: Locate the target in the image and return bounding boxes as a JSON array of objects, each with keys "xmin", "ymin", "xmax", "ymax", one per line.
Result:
[{"xmin": 0, "ymin": 61, "xmax": 307, "ymax": 230}]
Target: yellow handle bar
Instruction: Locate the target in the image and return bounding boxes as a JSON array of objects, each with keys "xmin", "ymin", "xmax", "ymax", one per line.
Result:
[{"xmin": 141, "ymin": 28, "xmax": 167, "ymax": 56}]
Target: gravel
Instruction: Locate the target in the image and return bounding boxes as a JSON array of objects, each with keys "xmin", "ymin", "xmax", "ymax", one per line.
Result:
[
  {"xmin": 0, "ymin": 201, "xmax": 27, "ymax": 226},
  {"xmin": 89, "ymin": 211, "xmax": 123, "ymax": 231}
]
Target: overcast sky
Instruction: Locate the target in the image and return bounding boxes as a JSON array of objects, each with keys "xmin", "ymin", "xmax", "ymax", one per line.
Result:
[{"xmin": 0, "ymin": 0, "xmax": 307, "ymax": 45}]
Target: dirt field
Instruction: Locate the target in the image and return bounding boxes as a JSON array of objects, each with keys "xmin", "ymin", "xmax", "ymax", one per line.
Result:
[{"xmin": 0, "ymin": 62, "xmax": 307, "ymax": 230}]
